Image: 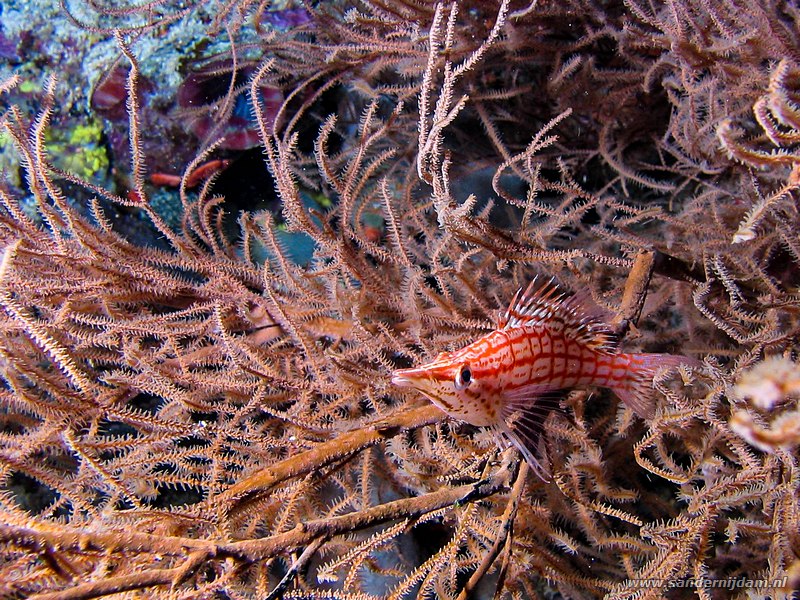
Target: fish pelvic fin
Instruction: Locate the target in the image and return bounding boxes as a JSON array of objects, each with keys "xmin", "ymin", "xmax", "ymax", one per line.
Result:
[{"xmin": 611, "ymin": 353, "xmax": 703, "ymax": 419}]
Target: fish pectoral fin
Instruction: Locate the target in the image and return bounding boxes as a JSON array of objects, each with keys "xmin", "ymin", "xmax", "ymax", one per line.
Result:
[{"xmin": 495, "ymin": 390, "xmax": 565, "ymax": 481}]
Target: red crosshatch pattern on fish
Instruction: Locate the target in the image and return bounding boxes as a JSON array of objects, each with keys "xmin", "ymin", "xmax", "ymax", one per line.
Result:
[{"xmin": 393, "ymin": 278, "xmax": 700, "ymax": 479}]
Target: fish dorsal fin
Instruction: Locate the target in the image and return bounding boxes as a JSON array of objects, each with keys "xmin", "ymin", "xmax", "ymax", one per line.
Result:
[{"xmin": 498, "ymin": 277, "xmax": 617, "ymax": 353}]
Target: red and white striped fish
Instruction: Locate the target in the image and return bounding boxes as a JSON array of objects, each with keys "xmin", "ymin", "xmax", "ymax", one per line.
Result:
[{"xmin": 392, "ymin": 278, "xmax": 697, "ymax": 478}]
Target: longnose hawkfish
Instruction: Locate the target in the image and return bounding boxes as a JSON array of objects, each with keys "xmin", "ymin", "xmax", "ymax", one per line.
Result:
[{"xmin": 392, "ymin": 278, "xmax": 698, "ymax": 479}]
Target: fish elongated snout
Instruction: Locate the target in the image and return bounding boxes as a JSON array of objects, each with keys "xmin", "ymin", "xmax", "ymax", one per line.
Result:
[
  {"xmin": 391, "ymin": 369, "xmax": 417, "ymax": 388},
  {"xmin": 392, "ymin": 364, "xmax": 445, "ymax": 389},
  {"xmin": 392, "ymin": 360, "xmax": 456, "ymax": 396}
]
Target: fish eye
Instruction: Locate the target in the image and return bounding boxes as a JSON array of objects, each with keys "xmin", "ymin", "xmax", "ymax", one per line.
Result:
[{"xmin": 454, "ymin": 364, "xmax": 472, "ymax": 391}]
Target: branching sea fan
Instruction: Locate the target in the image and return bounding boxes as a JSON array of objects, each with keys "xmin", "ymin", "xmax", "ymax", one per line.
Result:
[{"xmin": 0, "ymin": 1, "xmax": 798, "ymax": 598}]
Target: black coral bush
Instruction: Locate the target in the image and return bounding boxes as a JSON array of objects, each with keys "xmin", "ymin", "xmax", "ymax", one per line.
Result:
[{"xmin": 0, "ymin": 1, "xmax": 798, "ymax": 598}]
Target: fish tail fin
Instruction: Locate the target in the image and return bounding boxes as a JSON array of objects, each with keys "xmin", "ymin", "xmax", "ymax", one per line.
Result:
[{"xmin": 611, "ymin": 353, "xmax": 702, "ymax": 419}]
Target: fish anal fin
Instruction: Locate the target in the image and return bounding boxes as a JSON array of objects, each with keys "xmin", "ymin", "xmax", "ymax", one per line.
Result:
[{"xmin": 613, "ymin": 385, "xmax": 656, "ymax": 420}]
